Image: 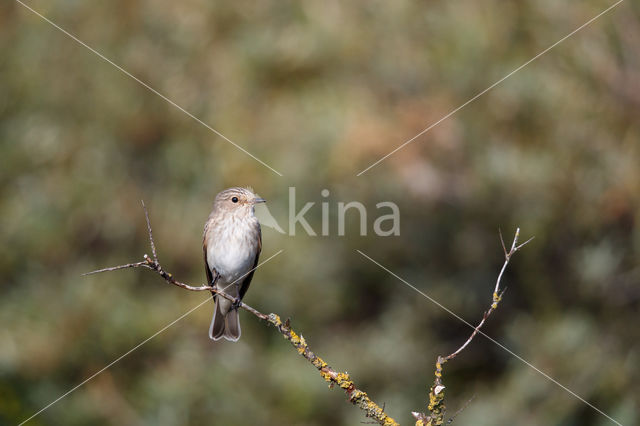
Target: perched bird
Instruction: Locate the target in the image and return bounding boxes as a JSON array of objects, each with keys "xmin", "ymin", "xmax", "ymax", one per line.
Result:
[{"xmin": 203, "ymin": 187, "xmax": 264, "ymax": 341}]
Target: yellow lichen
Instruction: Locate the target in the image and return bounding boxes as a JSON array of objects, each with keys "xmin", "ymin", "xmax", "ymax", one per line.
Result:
[
  {"xmin": 266, "ymin": 312, "xmax": 400, "ymax": 425},
  {"xmin": 269, "ymin": 313, "xmax": 282, "ymax": 326},
  {"xmin": 320, "ymin": 370, "xmax": 333, "ymax": 383},
  {"xmin": 427, "ymin": 384, "xmax": 445, "ymax": 412},
  {"xmin": 316, "ymin": 358, "xmax": 327, "ymax": 369},
  {"xmin": 334, "ymin": 372, "xmax": 351, "ymax": 386},
  {"xmin": 492, "ymin": 292, "xmax": 502, "ymax": 309}
]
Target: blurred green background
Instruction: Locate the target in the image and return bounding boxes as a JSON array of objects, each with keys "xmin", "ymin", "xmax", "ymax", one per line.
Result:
[{"xmin": 1, "ymin": 0, "xmax": 638, "ymax": 425}]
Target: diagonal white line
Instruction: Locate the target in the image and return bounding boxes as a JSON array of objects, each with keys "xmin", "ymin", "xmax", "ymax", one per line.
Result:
[
  {"xmin": 14, "ymin": 0, "xmax": 283, "ymax": 177},
  {"xmin": 356, "ymin": 0, "xmax": 624, "ymax": 176},
  {"xmin": 356, "ymin": 250, "xmax": 623, "ymax": 426},
  {"xmin": 18, "ymin": 297, "xmax": 210, "ymax": 426},
  {"xmin": 18, "ymin": 249, "xmax": 284, "ymax": 425}
]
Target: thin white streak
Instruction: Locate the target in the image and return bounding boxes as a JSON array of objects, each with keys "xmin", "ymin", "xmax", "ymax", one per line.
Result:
[
  {"xmin": 356, "ymin": 0, "xmax": 624, "ymax": 176},
  {"xmin": 18, "ymin": 250, "xmax": 284, "ymax": 425},
  {"xmin": 15, "ymin": 0, "xmax": 283, "ymax": 176},
  {"xmin": 356, "ymin": 249, "xmax": 623, "ymax": 426},
  {"xmin": 18, "ymin": 298, "xmax": 209, "ymax": 426}
]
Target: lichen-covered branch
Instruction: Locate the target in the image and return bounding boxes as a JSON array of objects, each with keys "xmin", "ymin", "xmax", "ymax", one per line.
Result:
[
  {"xmin": 85, "ymin": 202, "xmax": 398, "ymax": 426},
  {"xmin": 268, "ymin": 314, "xmax": 398, "ymax": 426},
  {"xmin": 412, "ymin": 228, "xmax": 532, "ymax": 426}
]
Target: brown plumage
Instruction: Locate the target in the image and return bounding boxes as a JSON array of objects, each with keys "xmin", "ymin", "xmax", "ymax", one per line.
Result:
[{"xmin": 203, "ymin": 187, "xmax": 264, "ymax": 341}]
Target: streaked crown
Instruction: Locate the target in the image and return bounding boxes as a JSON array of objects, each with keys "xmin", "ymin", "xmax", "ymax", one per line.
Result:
[{"xmin": 212, "ymin": 187, "xmax": 265, "ymax": 214}]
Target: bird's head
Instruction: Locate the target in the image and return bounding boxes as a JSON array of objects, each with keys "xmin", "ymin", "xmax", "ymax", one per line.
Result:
[{"xmin": 213, "ymin": 187, "xmax": 266, "ymax": 216}]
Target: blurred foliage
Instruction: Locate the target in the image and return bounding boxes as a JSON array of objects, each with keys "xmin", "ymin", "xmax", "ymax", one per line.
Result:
[{"xmin": 1, "ymin": 0, "xmax": 639, "ymax": 425}]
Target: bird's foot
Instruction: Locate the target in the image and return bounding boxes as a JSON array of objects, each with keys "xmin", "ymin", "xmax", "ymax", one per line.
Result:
[{"xmin": 231, "ymin": 298, "xmax": 242, "ymax": 310}]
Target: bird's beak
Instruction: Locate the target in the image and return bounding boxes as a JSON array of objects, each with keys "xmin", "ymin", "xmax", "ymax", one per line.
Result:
[{"xmin": 252, "ymin": 197, "xmax": 266, "ymax": 204}]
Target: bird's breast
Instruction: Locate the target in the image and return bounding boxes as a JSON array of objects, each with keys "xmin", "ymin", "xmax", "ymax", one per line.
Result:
[{"xmin": 205, "ymin": 216, "xmax": 260, "ymax": 284}]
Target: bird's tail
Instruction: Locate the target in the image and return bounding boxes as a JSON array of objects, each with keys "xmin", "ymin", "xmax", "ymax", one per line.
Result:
[{"xmin": 209, "ymin": 295, "xmax": 241, "ymax": 341}]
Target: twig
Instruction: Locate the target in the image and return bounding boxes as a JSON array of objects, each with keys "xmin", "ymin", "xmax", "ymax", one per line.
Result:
[
  {"xmin": 413, "ymin": 228, "xmax": 531, "ymax": 426},
  {"xmin": 85, "ymin": 202, "xmax": 398, "ymax": 426},
  {"xmin": 141, "ymin": 200, "xmax": 158, "ymax": 262},
  {"xmin": 82, "ymin": 261, "xmax": 149, "ymax": 276}
]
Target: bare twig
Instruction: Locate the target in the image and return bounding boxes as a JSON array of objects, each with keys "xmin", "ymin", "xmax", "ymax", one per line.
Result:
[
  {"xmin": 141, "ymin": 200, "xmax": 158, "ymax": 262},
  {"xmin": 498, "ymin": 228, "xmax": 507, "ymax": 257},
  {"xmin": 414, "ymin": 228, "xmax": 531, "ymax": 426},
  {"xmin": 82, "ymin": 261, "xmax": 149, "ymax": 276},
  {"xmin": 86, "ymin": 202, "xmax": 398, "ymax": 426}
]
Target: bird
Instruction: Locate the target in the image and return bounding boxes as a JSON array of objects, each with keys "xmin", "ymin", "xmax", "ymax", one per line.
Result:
[{"xmin": 203, "ymin": 187, "xmax": 264, "ymax": 341}]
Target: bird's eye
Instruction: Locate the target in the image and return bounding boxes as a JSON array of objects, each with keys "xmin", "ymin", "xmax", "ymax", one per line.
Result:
[{"xmin": 231, "ymin": 197, "xmax": 239, "ymax": 203}]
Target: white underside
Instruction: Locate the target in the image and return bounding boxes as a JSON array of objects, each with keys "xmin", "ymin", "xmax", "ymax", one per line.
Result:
[{"xmin": 205, "ymin": 213, "xmax": 259, "ymax": 287}]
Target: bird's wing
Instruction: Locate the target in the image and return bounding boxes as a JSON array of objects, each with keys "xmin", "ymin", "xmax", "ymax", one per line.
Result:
[
  {"xmin": 238, "ymin": 226, "xmax": 261, "ymax": 301},
  {"xmin": 203, "ymin": 223, "xmax": 218, "ymax": 288}
]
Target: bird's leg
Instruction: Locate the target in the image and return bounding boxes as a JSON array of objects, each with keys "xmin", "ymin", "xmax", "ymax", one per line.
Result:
[
  {"xmin": 229, "ymin": 282, "xmax": 242, "ymax": 310},
  {"xmin": 231, "ymin": 297, "xmax": 242, "ymax": 311}
]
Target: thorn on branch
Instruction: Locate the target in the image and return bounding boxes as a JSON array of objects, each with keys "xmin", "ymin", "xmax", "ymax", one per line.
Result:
[
  {"xmin": 515, "ymin": 236, "xmax": 535, "ymax": 252},
  {"xmin": 498, "ymin": 227, "xmax": 507, "ymax": 257},
  {"xmin": 499, "ymin": 287, "xmax": 507, "ymax": 300},
  {"xmin": 141, "ymin": 200, "xmax": 158, "ymax": 262}
]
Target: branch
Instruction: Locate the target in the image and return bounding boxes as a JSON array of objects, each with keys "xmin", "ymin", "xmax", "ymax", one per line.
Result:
[
  {"xmin": 85, "ymin": 202, "xmax": 398, "ymax": 426},
  {"xmin": 413, "ymin": 228, "xmax": 532, "ymax": 426}
]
